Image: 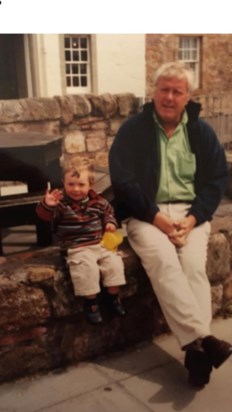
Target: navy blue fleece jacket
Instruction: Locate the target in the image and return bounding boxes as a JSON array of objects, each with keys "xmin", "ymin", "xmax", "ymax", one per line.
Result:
[{"xmin": 109, "ymin": 100, "xmax": 228, "ymax": 225}]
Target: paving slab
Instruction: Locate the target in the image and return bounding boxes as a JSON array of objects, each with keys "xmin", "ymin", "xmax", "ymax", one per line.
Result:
[{"xmin": 1, "ymin": 317, "xmax": 232, "ymax": 412}]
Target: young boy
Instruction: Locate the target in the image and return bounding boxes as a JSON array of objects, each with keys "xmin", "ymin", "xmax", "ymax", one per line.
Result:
[{"xmin": 36, "ymin": 157, "xmax": 126, "ymax": 324}]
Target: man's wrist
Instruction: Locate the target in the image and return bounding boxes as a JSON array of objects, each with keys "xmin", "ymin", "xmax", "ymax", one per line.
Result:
[{"xmin": 187, "ymin": 214, "xmax": 197, "ymax": 227}]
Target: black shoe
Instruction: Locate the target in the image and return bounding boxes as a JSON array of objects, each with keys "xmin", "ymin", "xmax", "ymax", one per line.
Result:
[
  {"xmin": 202, "ymin": 335, "xmax": 232, "ymax": 369},
  {"xmin": 84, "ymin": 298, "xmax": 103, "ymax": 324},
  {"xmin": 184, "ymin": 349, "xmax": 212, "ymax": 388},
  {"xmin": 106, "ymin": 294, "xmax": 126, "ymax": 317}
]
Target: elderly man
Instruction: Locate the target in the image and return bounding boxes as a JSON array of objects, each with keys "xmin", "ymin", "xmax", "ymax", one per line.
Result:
[{"xmin": 109, "ymin": 61, "xmax": 232, "ymax": 387}]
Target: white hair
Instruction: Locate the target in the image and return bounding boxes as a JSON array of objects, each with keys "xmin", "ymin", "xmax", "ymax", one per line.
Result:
[{"xmin": 154, "ymin": 61, "xmax": 195, "ymax": 93}]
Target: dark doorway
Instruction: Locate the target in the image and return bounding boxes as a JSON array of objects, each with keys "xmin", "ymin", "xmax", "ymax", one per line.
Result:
[{"xmin": 0, "ymin": 34, "xmax": 28, "ymax": 100}]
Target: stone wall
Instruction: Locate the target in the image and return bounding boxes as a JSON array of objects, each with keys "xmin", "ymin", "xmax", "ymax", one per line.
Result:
[
  {"xmin": 0, "ymin": 93, "xmax": 139, "ymax": 170},
  {"xmin": 0, "ymin": 92, "xmax": 232, "ymax": 163},
  {"xmin": 1, "ymin": 206, "xmax": 232, "ymax": 384}
]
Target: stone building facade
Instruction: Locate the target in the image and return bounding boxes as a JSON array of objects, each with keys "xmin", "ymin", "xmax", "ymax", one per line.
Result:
[{"xmin": 146, "ymin": 34, "xmax": 232, "ymax": 99}]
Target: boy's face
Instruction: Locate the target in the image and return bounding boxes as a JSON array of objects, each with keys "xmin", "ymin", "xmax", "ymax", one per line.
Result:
[{"xmin": 63, "ymin": 170, "xmax": 91, "ymax": 201}]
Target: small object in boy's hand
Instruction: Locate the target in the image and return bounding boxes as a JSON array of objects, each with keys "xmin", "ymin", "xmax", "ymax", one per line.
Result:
[{"xmin": 101, "ymin": 231, "xmax": 123, "ymax": 251}]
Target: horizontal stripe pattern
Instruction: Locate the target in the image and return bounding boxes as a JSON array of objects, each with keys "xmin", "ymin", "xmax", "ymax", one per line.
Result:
[{"xmin": 36, "ymin": 189, "xmax": 117, "ymax": 250}]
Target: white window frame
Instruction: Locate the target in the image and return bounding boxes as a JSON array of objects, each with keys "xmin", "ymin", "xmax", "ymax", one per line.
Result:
[
  {"xmin": 64, "ymin": 34, "xmax": 91, "ymax": 93},
  {"xmin": 178, "ymin": 37, "xmax": 201, "ymax": 88}
]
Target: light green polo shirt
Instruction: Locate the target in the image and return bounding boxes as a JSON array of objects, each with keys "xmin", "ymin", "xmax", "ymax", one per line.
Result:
[{"xmin": 154, "ymin": 111, "xmax": 196, "ymax": 203}]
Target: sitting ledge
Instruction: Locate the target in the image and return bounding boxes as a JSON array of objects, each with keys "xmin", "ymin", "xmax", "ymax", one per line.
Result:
[{"xmin": 0, "ymin": 201, "xmax": 232, "ymax": 383}]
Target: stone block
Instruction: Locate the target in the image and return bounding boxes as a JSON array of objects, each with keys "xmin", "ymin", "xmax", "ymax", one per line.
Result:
[
  {"xmin": 109, "ymin": 118, "xmax": 124, "ymax": 135},
  {"xmin": 211, "ymin": 285, "xmax": 223, "ymax": 316},
  {"xmin": 116, "ymin": 93, "xmax": 138, "ymax": 116},
  {"xmin": 89, "ymin": 93, "xmax": 118, "ymax": 119},
  {"xmin": 206, "ymin": 232, "xmax": 230, "ymax": 282},
  {"xmin": 86, "ymin": 130, "xmax": 106, "ymax": 152},
  {"xmin": 68, "ymin": 95, "xmax": 91, "ymax": 117},
  {"xmin": 0, "ymin": 97, "xmax": 61, "ymax": 123},
  {"xmin": 64, "ymin": 128, "xmax": 86, "ymax": 153},
  {"xmin": 54, "ymin": 95, "xmax": 74, "ymax": 125},
  {"xmin": 0, "ymin": 281, "xmax": 51, "ymax": 330}
]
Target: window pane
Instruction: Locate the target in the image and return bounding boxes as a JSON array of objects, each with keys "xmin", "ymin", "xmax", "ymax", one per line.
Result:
[
  {"xmin": 80, "ymin": 37, "xmax": 87, "ymax": 48},
  {"xmin": 178, "ymin": 49, "xmax": 183, "ymax": 59},
  {"xmin": 66, "ymin": 76, "xmax": 71, "ymax": 87},
  {"xmin": 73, "ymin": 50, "xmax": 79, "ymax": 61},
  {"xmin": 73, "ymin": 77, "xmax": 79, "ymax": 87},
  {"xmin": 80, "ymin": 63, "xmax": 87, "ymax": 74},
  {"xmin": 81, "ymin": 76, "xmax": 87, "ymax": 86},
  {"xmin": 191, "ymin": 50, "xmax": 197, "ymax": 60},
  {"xmin": 65, "ymin": 50, "xmax": 71, "ymax": 61},
  {"xmin": 72, "ymin": 37, "xmax": 79, "ymax": 48},
  {"xmin": 81, "ymin": 50, "xmax": 88, "ymax": 61},
  {"xmin": 64, "ymin": 37, "xmax": 70, "ymax": 48},
  {"xmin": 72, "ymin": 64, "xmax": 79, "ymax": 74},
  {"xmin": 66, "ymin": 64, "xmax": 70, "ymax": 74},
  {"xmin": 188, "ymin": 62, "xmax": 196, "ymax": 71},
  {"xmin": 190, "ymin": 37, "xmax": 197, "ymax": 48}
]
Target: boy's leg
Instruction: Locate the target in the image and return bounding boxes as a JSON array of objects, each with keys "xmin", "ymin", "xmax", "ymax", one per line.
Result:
[
  {"xmin": 66, "ymin": 246, "xmax": 102, "ymax": 323},
  {"xmin": 66, "ymin": 246, "xmax": 101, "ymax": 296},
  {"xmin": 99, "ymin": 248, "xmax": 126, "ymax": 286},
  {"xmin": 99, "ymin": 248, "xmax": 126, "ymax": 316}
]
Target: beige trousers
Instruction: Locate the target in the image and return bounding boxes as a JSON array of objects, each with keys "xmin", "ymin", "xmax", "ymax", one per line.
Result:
[
  {"xmin": 126, "ymin": 203, "xmax": 212, "ymax": 348},
  {"xmin": 66, "ymin": 244, "xmax": 126, "ymax": 296}
]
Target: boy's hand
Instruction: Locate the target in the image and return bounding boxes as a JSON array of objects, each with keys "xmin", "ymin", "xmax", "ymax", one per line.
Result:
[
  {"xmin": 105, "ymin": 223, "xmax": 117, "ymax": 232},
  {"xmin": 44, "ymin": 188, "xmax": 63, "ymax": 207}
]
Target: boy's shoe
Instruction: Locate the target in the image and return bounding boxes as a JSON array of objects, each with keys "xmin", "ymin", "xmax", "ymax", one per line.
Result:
[
  {"xmin": 84, "ymin": 298, "xmax": 103, "ymax": 324},
  {"xmin": 106, "ymin": 293, "xmax": 126, "ymax": 317}
]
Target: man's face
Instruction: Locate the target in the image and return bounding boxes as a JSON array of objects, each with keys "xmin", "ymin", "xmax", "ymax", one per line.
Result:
[{"xmin": 153, "ymin": 76, "xmax": 190, "ymax": 127}]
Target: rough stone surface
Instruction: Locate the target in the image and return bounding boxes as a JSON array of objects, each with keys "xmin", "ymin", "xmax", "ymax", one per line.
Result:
[
  {"xmin": 1, "ymin": 208, "xmax": 232, "ymax": 384},
  {"xmin": 86, "ymin": 130, "xmax": 107, "ymax": 152},
  {"xmin": 211, "ymin": 285, "xmax": 223, "ymax": 316},
  {"xmin": 88, "ymin": 93, "xmax": 118, "ymax": 119},
  {"xmin": 0, "ymin": 93, "xmax": 231, "ymax": 174},
  {"xmin": 0, "ymin": 98, "xmax": 61, "ymax": 123},
  {"xmin": 206, "ymin": 232, "xmax": 231, "ymax": 282},
  {"xmin": 0, "ymin": 93, "xmax": 138, "ymax": 171},
  {"xmin": 64, "ymin": 128, "xmax": 86, "ymax": 153},
  {"xmin": 116, "ymin": 93, "xmax": 139, "ymax": 116},
  {"xmin": 0, "ymin": 282, "xmax": 51, "ymax": 330}
]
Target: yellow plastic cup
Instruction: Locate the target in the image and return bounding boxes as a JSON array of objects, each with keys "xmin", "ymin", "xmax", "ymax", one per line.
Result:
[{"xmin": 101, "ymin": 231, "xmax": 123, "ymax": 251}]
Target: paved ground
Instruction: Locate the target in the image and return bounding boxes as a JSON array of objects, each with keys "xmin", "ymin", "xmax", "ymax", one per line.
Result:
[{"xmin": 1, "ymin": 317, "xmax": 232, "ymax": 412}]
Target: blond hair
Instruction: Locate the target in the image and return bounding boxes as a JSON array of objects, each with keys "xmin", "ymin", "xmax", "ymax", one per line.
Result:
[{"xmin": 60, "ymin": 156, "xmax": 95, "ymax": 185}]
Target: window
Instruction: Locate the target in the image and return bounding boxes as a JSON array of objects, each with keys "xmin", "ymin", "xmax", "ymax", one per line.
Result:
[
  {"xmin": 179, "ymin": 37, "xmax": 201, "ymax": 88},
  {"xmin": 64, "ymin": 35, "xmax": 91, "ymax": 93}
]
